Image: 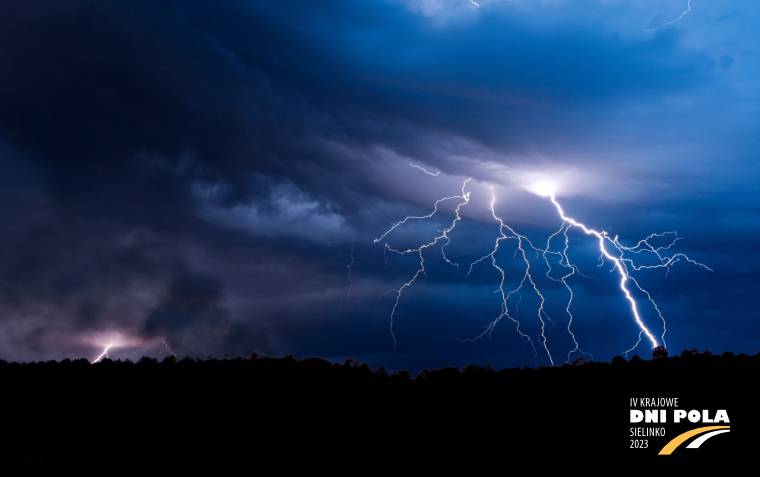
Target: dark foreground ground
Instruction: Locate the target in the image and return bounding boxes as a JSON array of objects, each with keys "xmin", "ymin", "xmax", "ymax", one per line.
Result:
[{"xmin": 1, "ymin": 350, "xmax": 757, "ymax": 474}]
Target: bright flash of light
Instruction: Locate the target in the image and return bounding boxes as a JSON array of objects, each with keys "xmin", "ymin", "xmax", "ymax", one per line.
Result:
[
  {"xmin": 376, "ymin": 166, "xmax": 710, "ymax": 364},
  {"xmin": 532, "ymin": 181, "xmax": 556, "ymax": 198}
]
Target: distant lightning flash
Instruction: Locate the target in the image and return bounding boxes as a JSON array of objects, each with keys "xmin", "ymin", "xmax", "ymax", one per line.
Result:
[
  {"xmin": 646, "ymin": 0, "xmax": 692, "ymax": 31},
  {"xmin": 162, "ymin": 338, "xmax": 177, "ymax": 357},
  {"xmin": 377, "ymin": 169, "xmax": 710, "ymax": 364},
  {"xmin": 89, "ymin": 334, "xmax": 179, "ymax": 363},
  {"xmin": 93, "ymin": 343, "xmax": 113, "ymax": 363}
]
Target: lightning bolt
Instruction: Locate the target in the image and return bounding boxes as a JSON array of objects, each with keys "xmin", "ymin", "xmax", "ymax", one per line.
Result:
[
  {"xmin": 464, "ymin": 191, "xmax": 555, "ymax": 365},
  {"xmin": 541, "ymin": 217, "xmax": 594, "ymax": 364},
  {"xmin": 646, "ymin": 0, "xmax": 692, "ymax": 31},
  {"xmin": 374, "ymin": 182, "xmax": 470, "ymax": 245},
  {"xmin": 376, "ymin": 170, "xmax": 710, "ymax": 364},
  {"xmin": 409, "ymin": 163, "xmax": 440, "ymax": 176},
  {"xmin": 546, "ymin": 193, "xmax": 710, "ymax": 357},
  {"xmin": 93, "ymin": 343, "xmax": 113, "ymax": 363},
  {"xmin": 161, "ymin": 338, "xmax": 177, "ymax": 357},
  {"xmin": 378, "ymin": 178, "xmax": 471, "ymax": 347}
]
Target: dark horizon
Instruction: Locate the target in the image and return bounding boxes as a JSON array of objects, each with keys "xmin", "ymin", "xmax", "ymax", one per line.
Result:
[{"xmin": 1, "ymin": 348, "xmax": 756, "ymax": 472}]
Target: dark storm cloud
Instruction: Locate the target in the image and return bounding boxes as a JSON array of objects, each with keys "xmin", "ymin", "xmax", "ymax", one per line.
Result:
[
  {"xmin": 178, "ymin": 0, "xmax": 715, "ymax": 168},
  {"xmin": 0, "ymin": 0, "xmax": 715, "ymax": 204},
  {"xmin": 141, "ymin": 271, "xmax": 271, "ymax": 357},
  {"xmin": 144, "ymin": 273, "xmax": 228, "ymax": 333},
  {"xmin": 0, "ymin": 0, "xmax": 757, "ymax": 367}
]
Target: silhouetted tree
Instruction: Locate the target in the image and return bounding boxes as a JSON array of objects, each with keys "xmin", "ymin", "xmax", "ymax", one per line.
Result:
[
  {"xmin": 357, "ymin": 362, "xmax": 371, "ymax": 373},
  {"xmin": 343, "ymin": 358, "xmax": 357, "ymax": 368},
  {"xmin": 652, "ymin": 346, "xmax": 668, "ymax": 359},
  {"xmin": 137, "ymin": 356, "xmax": 158, "ymax": 366},
  {"xmin": 390, "ymin": 370, "xmax": 412, "ymax": 380},
  {"xmin": 569, "ymin": 356, "xmax": 587, "ymax": 366}
]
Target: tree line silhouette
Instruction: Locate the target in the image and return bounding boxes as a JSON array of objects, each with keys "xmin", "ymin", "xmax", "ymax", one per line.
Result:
[{"xmin": 0, "ymin": 349, "xmax": 758, "ymax": 473}]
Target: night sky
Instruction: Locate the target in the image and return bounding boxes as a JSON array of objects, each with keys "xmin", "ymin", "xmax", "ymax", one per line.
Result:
[{"xmin": 1, "ymin": 0, "xmax": 757, "ymax": 372}]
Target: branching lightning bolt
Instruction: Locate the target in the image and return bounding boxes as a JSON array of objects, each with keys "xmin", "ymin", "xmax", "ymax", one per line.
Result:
[
  {"xmin": 646, "ymin": 0, "xmax": 692, "ymax": 31},
  {"xmin": 546, "ymin": 194, "xmax": 710, "ymax": 357},
  {"xmin": 462, "ymin": 192, "xmax": 595, "ymax": 366},
  {"xmin": 376, "ymin": 170, "xmax": 709, "ymax": 364},
  {"xmin": 378, "ymin": 165, "xmax": 712, "ymax": 365},
  {"xmin": 378, "ymin": 179, "xmax": 471, "ymax": 347},
  {"xmin": 374, "ymin": 185, "xmax": 469, "ymax": 245},
  {"xmin": 541, "ymin": 219, "xmax": 594, "ymax": 363},
  {"xmin": 464, "ymin": 191, "xmax": 554, "ymax": 365}
]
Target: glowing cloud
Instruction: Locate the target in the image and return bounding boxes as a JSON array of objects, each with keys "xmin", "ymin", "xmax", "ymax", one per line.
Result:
[{"xmin": 532, "ymin": 180, "xmax": 556, "ymax": 198}]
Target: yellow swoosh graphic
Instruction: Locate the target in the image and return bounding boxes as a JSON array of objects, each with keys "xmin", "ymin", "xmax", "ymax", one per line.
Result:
[{"xmin": 658, "ymin": 426, "xmax": 730, "ymax": 455}]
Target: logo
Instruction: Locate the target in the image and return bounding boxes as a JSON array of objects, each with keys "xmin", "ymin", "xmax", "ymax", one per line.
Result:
[
  {"xmin": 658, "ymin": 426, "xmax": 731, "ymax": 455},
  {"xmin": 628, "ymin": 397, "xmax": 731, "ymax": 455}
]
